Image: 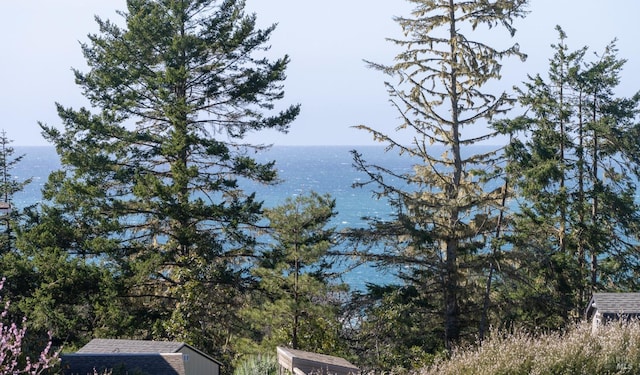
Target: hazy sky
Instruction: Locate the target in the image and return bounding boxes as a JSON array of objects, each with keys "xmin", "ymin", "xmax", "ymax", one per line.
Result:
[{"xmin": 2, "ymin": 1, "xmax": 639, "ymax": 146}]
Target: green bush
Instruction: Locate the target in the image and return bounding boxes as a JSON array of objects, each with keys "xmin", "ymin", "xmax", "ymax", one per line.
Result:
[
  {"xmin": 419, "ymin": 322, "xmax": 640, "ymax": 375},
  {"xmin": 234, "ymin": 353, "xmax": 278, "ymax": 375}
]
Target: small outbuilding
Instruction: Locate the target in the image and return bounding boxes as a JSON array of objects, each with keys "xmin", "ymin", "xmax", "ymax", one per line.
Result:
[
  {"xmin": 276, "ymin": 346, "xmax": 359, "ymax": 375},
  {"xmin": 61, "ymin": 339, "xmax": 222, "ymax": 375},
  {"xmin": 586, "ymin": 292, "xmax": 640, "ymax": 330}
]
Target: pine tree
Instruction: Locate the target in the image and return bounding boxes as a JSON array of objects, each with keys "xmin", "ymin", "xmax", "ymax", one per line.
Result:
[
  {"xmin": 574, "ymin": 40, "xmax": 640, "ymax": 294},
  {"xmin": 0, "ymin": 131, "xmax": 41, "ymax": 328},
  {"xmin": 351, "ymin": 0, "xmax": 527, "ymax": 352},
  {"xmin": 242, "ymin": 193, "xmax": 346, "ymax": 355},
  {"xmin": 33, "ymin": 0, "xmax": 299, "ymax": 363},
  {"xmin": 0, "ymin": 130, "xmax": 31, "ymax": 253},
  {"xmin": 0, "ymin": 132, "xmax": 116, "ymax": 352},
  {"xmin": 501, "ymin": 28, "xmax": 640, "ymax": 326},
  {"xmin": 499, "ymin": 27, "xmax": 587, "ymax": 325}
]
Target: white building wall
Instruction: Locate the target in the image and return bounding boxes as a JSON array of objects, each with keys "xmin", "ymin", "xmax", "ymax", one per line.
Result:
[{"xmin": 178, "ymin": 346, "xmax": 220, "ymax": 375}]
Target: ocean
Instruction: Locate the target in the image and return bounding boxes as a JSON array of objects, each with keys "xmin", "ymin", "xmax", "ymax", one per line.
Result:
[{"xmin": 12, "ymin": 145, "xmax": 412, "ymax": 290}]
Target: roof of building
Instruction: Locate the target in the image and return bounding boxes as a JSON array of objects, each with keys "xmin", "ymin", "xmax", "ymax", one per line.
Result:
[
  {"xmin": 78, "ymin": 339, "xmax": 185, "ymax": 354},
  {"xmin": 586, "ymin": 292, "xmax": 640, "ymax": 319},
  {"xmin": 61, "ymin": 353, "xmax": 185, "ymax": 375},
  {"xmin": 76, "ymin": 339, "xmax": 222, "ymax": 365},
  {"xmin": 277, "ymin": 346, "xmax": 359, "ymax": 375}
]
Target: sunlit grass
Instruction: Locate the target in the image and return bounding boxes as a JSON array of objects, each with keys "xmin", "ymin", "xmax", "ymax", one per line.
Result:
[
  {"xmin": 420, "ymin": 321, "xmax": 640, "ymax": 375},
  {"xmin": 233, "ymin": 353, "xmax": 278, "ymax": 375}
]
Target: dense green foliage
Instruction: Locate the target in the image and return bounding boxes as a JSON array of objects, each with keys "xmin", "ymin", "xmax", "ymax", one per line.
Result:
[
  {"xmin": 495, "ymin": 28, "xmax": 640, "ymax": 330},
  {"xmin": 0, "ymin": 130, "xmax": 31, "ymax": 253},
  {"xmin": 21, "ymin": 0, "xmax": 299, "ymax": 370},
  {"xmin": 240, "ymin": 193, "xmax": 348, "ymax": 355}
]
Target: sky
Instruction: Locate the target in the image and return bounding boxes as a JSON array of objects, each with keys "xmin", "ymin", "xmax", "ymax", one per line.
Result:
[{"xmin": 2, "ymin": 1, "xmax": 639, "ymax": 146}]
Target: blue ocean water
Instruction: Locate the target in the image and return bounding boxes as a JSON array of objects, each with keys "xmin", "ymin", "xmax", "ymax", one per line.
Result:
[{"xmin": 12, "ymin": 146, "xmax": 412, "ymax": 290}]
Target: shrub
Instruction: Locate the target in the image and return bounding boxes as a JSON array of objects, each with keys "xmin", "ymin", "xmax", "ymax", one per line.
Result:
[
  {"xmin": 233, "ymin": 353, "xmax": 278, "ymax": 375},
  {"xmin": 0, "ymin": 277, "xmax": 59, "ymax": 374}
]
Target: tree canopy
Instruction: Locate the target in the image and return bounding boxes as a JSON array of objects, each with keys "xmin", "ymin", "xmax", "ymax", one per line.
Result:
[
  {"xmin": 351, "ymin": 0, "xmax": 528, "ymax": 354},
  {"xmin": 29, "ymin": 0, "xmax": 299, "ymax": 366}
]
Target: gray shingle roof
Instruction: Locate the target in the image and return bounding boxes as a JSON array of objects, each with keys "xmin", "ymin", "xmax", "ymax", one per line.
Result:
[
  {"xmin": 77, "ymin": 339, "xmax": 185, "ymax": 354},
  {"xmin": 62, "ymin": 353, "xmax": 185, "ymax": 375},
  {"xmin": 586, "ymin": 292, "xmax": 640, "ymax": 318},
  {"xmin": 66, "ymin": 339, "xmax": 224, "ymax": 375},
  {"xmin": 277, "ymin": 346, "xmax": 359, "ymax": 375}
]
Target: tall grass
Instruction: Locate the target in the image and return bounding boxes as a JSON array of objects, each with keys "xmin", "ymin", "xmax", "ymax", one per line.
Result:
[
  {"xmin": 234, "ymin": 353, "xmax": 278, "ymax": 375},
  {"xmin": 420, "ymin": 321, "xmax": 640, "ymax": 375}
]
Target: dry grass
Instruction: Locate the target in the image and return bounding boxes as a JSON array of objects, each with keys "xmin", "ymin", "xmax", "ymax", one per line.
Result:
[{"xmin": 419, "ymin": 321, "xmax": 640, "ymax": 375}]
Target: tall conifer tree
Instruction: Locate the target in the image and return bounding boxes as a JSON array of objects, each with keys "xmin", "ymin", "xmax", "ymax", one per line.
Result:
[
  {"xmin": 503, "ymin": 29, "xmax": 640, "ymax": 325},
  {"xmin": 242, "ymin": 193, "xmax": 346, "ymax": 355},
  {"xmin": 32, "ymin": 0, "xmax": 299, "ymax": 363},
  {"xmin": 500, "ymin": 28, "xmax": 586, "ymax": 325},
  {"xmin": 0, "ymin": 130, "xmax": 31, "ymax": 252},
  {"xmin": 351, "ymin": 0, "xmax": 527, "ymax": 351}
]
